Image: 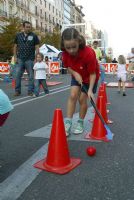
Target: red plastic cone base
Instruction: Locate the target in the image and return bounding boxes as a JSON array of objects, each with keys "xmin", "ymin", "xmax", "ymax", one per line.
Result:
[
  {"xmin": 85, "ymin": 96, "xmax": 111, "ymax": 142},
  {"xmin": 34, "ymin": 157, "xmax": 81, "ymax": 175},
  {"xmin": 34, "ymin": 108, "xmax": 82, "ymax": 174},
  {"xmin": 107, "ymin": 119, "xmax": 113, "ymax": 124},
  {"xmin": 85, "ymin": 132, "xmax": 110, "ymax": 142}
]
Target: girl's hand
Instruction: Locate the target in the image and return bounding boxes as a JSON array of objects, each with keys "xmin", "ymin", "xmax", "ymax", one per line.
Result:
[
  {"xmin": 87, "ymin": 89, "xmax": 95, "ymax": 102},
  {"xmin": 74, "ymin": 72, "xmax": 83, "ymax": 84}
]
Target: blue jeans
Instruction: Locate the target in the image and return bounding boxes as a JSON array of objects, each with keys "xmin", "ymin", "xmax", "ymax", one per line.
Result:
[
  {"xmin": 34, "ymin": 79, "xmax": 49, "ymax": 96},
  {"xmin": 15, "ymin": 59, "xmax": 34, "ymax": 93},
  {"xmin": 100, "ymin": 64, "xmax": 105, "ymax": 83}
]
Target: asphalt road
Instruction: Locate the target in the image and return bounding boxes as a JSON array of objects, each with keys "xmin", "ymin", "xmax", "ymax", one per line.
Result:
[{"xmin": 0, "ymin": 74, "xmax": 134, "ymax": 200}]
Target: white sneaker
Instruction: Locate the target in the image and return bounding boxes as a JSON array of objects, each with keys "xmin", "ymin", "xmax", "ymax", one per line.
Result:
[{"xmin": 74, "ymin": 120, "xmax": 84, "ymax": 134}]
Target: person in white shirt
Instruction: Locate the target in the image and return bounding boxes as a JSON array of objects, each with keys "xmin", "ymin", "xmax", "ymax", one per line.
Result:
[
  {"xmin": 113, "ymin": 55, "xmax": 127, "ymax": 96},
  {"xmin": 33, "ymin": 53, "xmax": 49, "ymax": 97}
]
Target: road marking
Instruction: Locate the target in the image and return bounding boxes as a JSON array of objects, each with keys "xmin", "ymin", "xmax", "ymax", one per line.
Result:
[
  {"xmin": 0, "ymin": 143, "xmax": 48, "ymax": 200},
  {"xmin": 11, "ymin": 85, "xmax": 70, "ymax": 102},
  {"xmin": 12, "ymin": 87, "xmax": 70, "ymax": 107},
  {"xmin": 25, "ymin": 107, "xmax": 100, "ymax": 142},
  {"xmin": 0, "ymin": 108, "xmax": 100, "ymax": 200}
]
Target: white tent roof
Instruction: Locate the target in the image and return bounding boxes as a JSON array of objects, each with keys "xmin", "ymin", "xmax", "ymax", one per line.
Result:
[{"xmin": 39, "ymin": 44, "xmax": 61, "ymax": 54}]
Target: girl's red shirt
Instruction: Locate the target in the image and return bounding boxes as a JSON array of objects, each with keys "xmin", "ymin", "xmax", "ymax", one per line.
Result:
[{"xmin": 62, "ymin": 46, "xmax": 100, "ymax": 84}]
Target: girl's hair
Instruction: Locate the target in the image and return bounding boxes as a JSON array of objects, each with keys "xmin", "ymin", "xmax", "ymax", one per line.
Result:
[
  {"xmin": 61, "ymin": 28, "xmax": 86, "ymax": 50},
  {"xmin": 36, "ymin": 52, "xmax": 44, "ymax": 60},
  {"xmin": 118, "ymin": 55, "xmax": 126, "ymax": 64}
]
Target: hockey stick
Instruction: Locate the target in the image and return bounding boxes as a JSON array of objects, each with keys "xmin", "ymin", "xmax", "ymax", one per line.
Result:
[{"xmin": 82, "ymin": 84, "xmax": 113, "ymax": 140}]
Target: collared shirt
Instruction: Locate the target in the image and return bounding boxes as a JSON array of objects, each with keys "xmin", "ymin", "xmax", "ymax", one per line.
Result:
[
  {"xmin": 62, "ymin": 46, "xmax": 100, "ymax": 84},
  {"xmin": 14, "ymin": 32, "xmax": 39, "ymax": 60}
]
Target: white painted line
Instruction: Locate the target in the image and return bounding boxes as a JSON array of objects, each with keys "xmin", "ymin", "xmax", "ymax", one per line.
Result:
[
  {"xmin": 0, "ymin": 107, "xmax": 100, "ymax": 200},
  {"xmin": 0, "ymin": 143, "xmax": 48, "ymax": 200},
  {"xmin": 11, "ymin": 85, "xmax": 70, "ymax": 102},
  {"xmin": 13, "ymin": 87, "xmax": 70, "ymax": 107},
  {"xmin": 25, "ymin": 107, "xmax": 101, "ymax": 142}
]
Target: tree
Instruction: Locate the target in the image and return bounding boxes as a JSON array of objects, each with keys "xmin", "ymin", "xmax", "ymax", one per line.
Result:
[
  {"xmin": 0, "ymin": 17, "xmax": 21, "ymax": 61},
  {"xmin": 41, "ymin": 26, "xmax": 61, "ymax": 50}
]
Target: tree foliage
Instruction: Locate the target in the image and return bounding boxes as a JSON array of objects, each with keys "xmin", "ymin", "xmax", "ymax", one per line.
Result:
[
  {"xmin": 0, "ymin": 19, "xmax": 61, "ymax": 61},
  {"xmin": 0, "ymin": 17, "xmax": 21, "ymax": 61},
  {"xmin": 41, "ymin": 26, "xmax": 61, "ymax": 49}
]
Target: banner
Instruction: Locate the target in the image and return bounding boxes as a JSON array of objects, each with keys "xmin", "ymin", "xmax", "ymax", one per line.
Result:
[
  {"xmin": 0, "ymin": 62, "xmax": 131, "ymax": 75},
  {"xmin": 102, "ymin": 63, "xmax": 130, "ymax": 74},
  {"xmin": 0, "ymin": 62, "xmax": 10, "ymax": 74},
  {"xmin": 49, "ymin": 62, "xmax": 60, "ymax": 74}
]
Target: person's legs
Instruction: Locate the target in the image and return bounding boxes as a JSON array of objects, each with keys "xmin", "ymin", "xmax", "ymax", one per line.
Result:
[
  {"xmin": 117, "ymin": 74, "xmax": 121, "ymax": 93},
  {"xmin": 118, "ymin": 81, "xmax": 121, "ymax": 93},
  {"xmin": 66, "ymin": 86, "xmax": 80, "ymax": 118},
  {"xmin": 15, "ymin": 59, "xmax": 25, "ymax": 95},
  {"xmin": 121, "ymin": 74, "xmax": 127, "ymax": 96},
  {"xmin": 73, "ymin": 92, "xmax": 87, "ymax": 134},
  {"xmin": 41, "ymin": 79, "xmax": 49, "ymax": 94},
  {"xmin": 79, "ymin": 92, "xmax": 88, "ymax": 119},
  {"xmin": 34, "ymin": 79, "xmax": 40, "ymax": 97},
  {"xmin": 25, "ymin": 60, "xmax": 34, "ymax": 95},
  {"xmin": 65, "ymin": 85, "xmax": 80, "ymax": 136}
]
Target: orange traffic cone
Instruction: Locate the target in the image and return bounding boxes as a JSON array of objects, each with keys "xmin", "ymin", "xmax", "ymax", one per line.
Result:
[
  {"xmin": 101, "ymin": 83, "xmax": 111, "ymax": 105},
  {"xmin": 85, "ymin": 96, "xmax": 110, "ymax": 142},
  {"xmin": 12, "ymin": 79, "xmax": 16, "ymax": 88},
  {"xmin": 98, "ymin": 88, "xmax": 110, "ymax": 114},
  {"xmin": 34, "ymin": 109, "xmax": 81, "ymax": 174},
  {"xmin": 97, "ymin": 90, "xmax": 113, "ymax": 124}
]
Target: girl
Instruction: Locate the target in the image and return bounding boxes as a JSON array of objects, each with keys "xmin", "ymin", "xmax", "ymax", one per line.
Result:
[
  {"xmin": 33, "ymin": 53, "xmax": 49, "ymax": 97},
  {"xmin": 61, "ymin": 28, "xmax": 99, "ymax": 136},
  {"xmin": 0, "ymin": 89, "xmax": 13, "ymax": 126},
  {"xmin": 113, "ymin": 55, "xmax": 127, "ymax": 96}
]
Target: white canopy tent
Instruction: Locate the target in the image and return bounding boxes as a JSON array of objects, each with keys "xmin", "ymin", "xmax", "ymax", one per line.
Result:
[{"xmin": 39, "ymin": 44, "xmax": 61, "ymax": 60}]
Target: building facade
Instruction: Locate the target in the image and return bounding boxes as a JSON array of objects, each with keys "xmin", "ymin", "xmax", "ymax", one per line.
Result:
[
  {"xmin": 0, "ymin": 0, "xmax": 107, "ymax": 47},
  {"xmin": 0, "ymin": 0, "xmax": 64, "ymax": 33}
]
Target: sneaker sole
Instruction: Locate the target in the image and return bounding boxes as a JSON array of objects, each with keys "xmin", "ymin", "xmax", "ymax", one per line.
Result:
[{"xmin": 73, "ymin": 130, "xmax": 83, "ymax": 135}]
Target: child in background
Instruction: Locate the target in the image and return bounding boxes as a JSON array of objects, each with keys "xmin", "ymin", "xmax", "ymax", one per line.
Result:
[
  {"xmin": 61, "ymin": 28, "xmax": 99, "ymax": 136},
  {"xmin": 0, "ymin": 89, "xmax": 13, "ymax": 126},
  {"xmin": 33, "ymin": 53, "xmax": 49, "ymax": 97},
  {"xmin": 113, "ymin": 55, "xmax": 127, "ymax": 96}
]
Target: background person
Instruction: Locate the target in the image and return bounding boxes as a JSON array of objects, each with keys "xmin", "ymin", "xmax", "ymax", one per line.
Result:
[
  {"xmin": 113, "ymin": 55, "xmax": 127, "ymax": 96},
  {"xmin": 92, "ymin": 41, "xmax": 105, "ymax": 83},
  {"xmin": 61, "ymin": 28, "xmax": 99, "ymax": 136},
  {"xmin": 112, "ymin": 58, "xmax": 118, "ymax": 63},
  {"xmin": 13, "ymin": 21, "xmax": 40, "ymax": 96},
  {"xmin": 33, "ymin": 53, "xmax": 49, "ymax": 97}
]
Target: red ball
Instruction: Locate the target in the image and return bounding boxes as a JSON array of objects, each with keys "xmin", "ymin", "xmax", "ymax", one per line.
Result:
[{"xmin": 86, "ymin": 146, "xmax": 96, "ymax": 156}]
